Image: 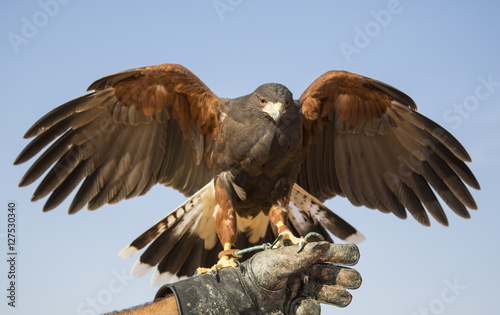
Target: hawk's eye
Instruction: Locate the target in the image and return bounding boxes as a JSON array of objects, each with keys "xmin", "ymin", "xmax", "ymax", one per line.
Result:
[
  {"xmin": 284, "ymin": 100, "xmax": 291, "ymax": 107},
  {"xmin": 259, "ymin": 98, "xmax": 267, "ymax": 105}
]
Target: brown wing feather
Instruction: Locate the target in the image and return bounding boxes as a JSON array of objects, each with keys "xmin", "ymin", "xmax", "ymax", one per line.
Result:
[
  {"xmin": 298, "ymin": 70, "xmax": 480, "ymax": 226},
  {"xmin": 15, "ymin": 63, "xmax": 220, "ymax": 213}
]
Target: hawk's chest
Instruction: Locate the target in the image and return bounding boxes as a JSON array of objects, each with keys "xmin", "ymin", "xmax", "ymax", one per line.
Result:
[{"xmin": 216, "ymin": 111, "xmax": 302, "ymax": 172}]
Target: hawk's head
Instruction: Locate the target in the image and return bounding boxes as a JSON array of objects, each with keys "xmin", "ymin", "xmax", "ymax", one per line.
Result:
[{"xmin": 252, "ymin": 83, "xmax": 293, "ymax": 123}]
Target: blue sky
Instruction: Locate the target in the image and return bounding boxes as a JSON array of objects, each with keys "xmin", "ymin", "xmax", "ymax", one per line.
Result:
[{"xmin": 1, "ymin": 1, "xmax": 499, "ymax": 314}]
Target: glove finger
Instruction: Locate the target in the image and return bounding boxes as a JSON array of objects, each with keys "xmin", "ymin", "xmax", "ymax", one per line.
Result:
[
  {"xmin": 252, "ymin": 241, "xmax": 330, "ymax": 276},
  {"xmin": 320, "ymin": 243, "xmax": 360, "ymax": 266},
  {"xmin": 291, "ymin": 298, "xmax": 321, "ymax": 315},
  {"xmin": 309, "ymin": 283, "xmax": 353, "ymax": 308},
  {"xmin": 306, "ymin": 264, "xmax": 362, "ymax": 289}
]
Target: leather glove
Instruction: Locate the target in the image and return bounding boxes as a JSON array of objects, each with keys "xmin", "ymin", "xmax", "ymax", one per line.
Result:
[{"xmin": 154, "ymin": 241, "xmax": 361, "ymax": 314}]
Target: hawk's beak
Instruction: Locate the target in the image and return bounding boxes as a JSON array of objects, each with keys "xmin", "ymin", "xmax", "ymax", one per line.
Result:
[{"xmin": 263, "ymin": 102, "xmax": 283, "ymax": 123}]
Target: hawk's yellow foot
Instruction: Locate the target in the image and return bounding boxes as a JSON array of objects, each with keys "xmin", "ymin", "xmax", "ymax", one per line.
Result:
[
  {"xmin": 272, "ymin": 224, "xmax": 325, "ymax": 253},
  {"xmin": 272, "ymin": 225, "xmax": 302, "ymax": 247},
  {"xmin": 196, "ymin": 243, "xmax": 241, "ymax": 275}
]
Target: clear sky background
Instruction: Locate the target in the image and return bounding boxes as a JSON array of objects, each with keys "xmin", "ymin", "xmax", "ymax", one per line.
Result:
[{"xmin": 1, "ymin": 1, "xmax": 499, "ymax": 314}]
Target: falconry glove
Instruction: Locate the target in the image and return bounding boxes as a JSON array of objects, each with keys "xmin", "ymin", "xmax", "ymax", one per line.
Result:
[{"xmin": 154, "ymin": 241, "xmax": 361, "ymax": 314}]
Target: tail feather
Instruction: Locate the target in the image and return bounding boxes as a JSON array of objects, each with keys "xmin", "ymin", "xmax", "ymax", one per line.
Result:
[
  {"xmin": 143, "ymin": 206, "xmax": 203, "ymax": 264},
  {"xmin": 154, "ymin": 226, "xmax": 201, "ymax": 281},
  {"xmin": 119, "ymin": 180, "xmax": 217, "ymax": 281},
  {"xmin": 290, "ymin": 184, "xmax": 365, "ymax": 244},
  {"xmin": 176, "ymin": 239, "xmax": 208, "ymax": 277},
  {"xmin": 288, "ymin": 205, "xmax": 334, "ymax": 243},
  {"xmin": 129, "ymin": 206, "xmax": 202, "ymax": 278},
  {"xmin": 119, "ymin": 180, "xmax": 215, "ymax": 258}
]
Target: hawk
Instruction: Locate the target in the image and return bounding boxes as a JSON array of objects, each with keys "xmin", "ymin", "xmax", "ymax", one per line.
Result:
[{"xmin": 15, "ymin": 64, "xmax": 479, "ymax": 284}]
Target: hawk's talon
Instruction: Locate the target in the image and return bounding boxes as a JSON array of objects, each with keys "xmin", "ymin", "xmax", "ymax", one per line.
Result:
[
  {"xmin": 297, "ymin": 240, "xmax": 307, "ymax": 253},
  {"xmin": 234, "ymin": 258, "xmax": 245, "ymax": 273},
  {"xmin": 211, "ymin": 268, "xmax": 219, "ymax": 281},
  {"xmin": 298, "ymin": 232, "xmax": 325, "ymax": 252},
  {"xmin": 234, "ymin": 258, "xmax": 241, "ymax": 268},
  {"xmin": 271, "ymin": 234, "xmax": 283, "ymax": 248},
  {"xmin": 304, "ymin": 232, "xmax": 325, "ymax": 242}
]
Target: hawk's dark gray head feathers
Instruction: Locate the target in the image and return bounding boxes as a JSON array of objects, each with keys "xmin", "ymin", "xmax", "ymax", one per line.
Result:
[{"xmin": 251, "ymin": 83, "xmax": 293, "ymax": 123}]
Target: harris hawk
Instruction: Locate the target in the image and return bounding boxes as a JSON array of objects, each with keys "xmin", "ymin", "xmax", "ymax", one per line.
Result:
[{"xmin": 15, "ymin": 63, "xmax": 479, "ymax": 284}]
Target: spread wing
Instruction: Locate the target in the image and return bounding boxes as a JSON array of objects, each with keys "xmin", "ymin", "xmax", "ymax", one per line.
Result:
[
  {"xmin": 297, "ymin": 71, "xmax": 480, "ymax": 226},
  {"xmin": 15, "ymin": 63, "xmax": 220, "ymax": 214}
]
